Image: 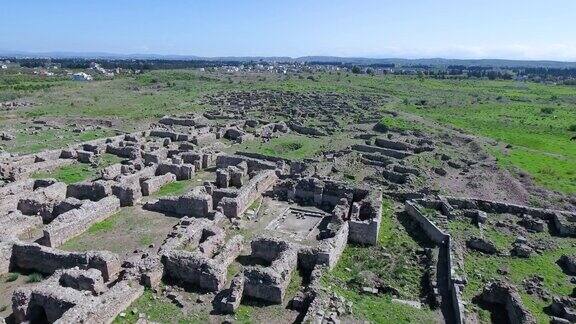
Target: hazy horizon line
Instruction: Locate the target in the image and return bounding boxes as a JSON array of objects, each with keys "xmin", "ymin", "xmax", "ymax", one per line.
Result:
[{"xmin": 1, "ymin": 49, "xmax": 576, "ymax": 64}]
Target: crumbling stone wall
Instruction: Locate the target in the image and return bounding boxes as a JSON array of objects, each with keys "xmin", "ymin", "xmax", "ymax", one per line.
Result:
[
  {"xmin": 300, "ymin": 222, "xmax": 349, "ymax": 270},
  {"xmin": 243, "ymin": 236, "xmax": 298, "ymax": 303},
  {"xmin": 0, "ymin": 211, "xmax": 43, "ymax": 240},
  {"xmin": 11, "ymin": 242, "xmax": 120, "ymax": 281},
  {"xmin": 352, "ymin": 143, "xmax": 413, "ymax": 159},
  {"xmin": 16, "ymin": 181, "xmax": 67, "ymax": 221},
  {"xmin": 348, "ymin": 190, "xmax": 383, "ymax": 245},
  {"xmin": 216, "ymin": 170, "xmax": 278, "ymax": 218},
  {"xmin": 405, "ymin": 200, "xmax": 449, "ymax": 244},
  {"xmin": 216, "ymin": 154, "xmax": 277, "ymax": 173},
  {"xmin": 141, "ymin": 173, "xmax": 176, "ymax": 196},
  {"xmin": 477, "ymin": 281, "xmax": 535, "ymax": 324},
  {"xmin": 12, "ymin": 270, "xmax": 142, "ymax": 324},
  {"xmin": 157, "ymin": 162, "xmax": 195, "ymax": 180},
  {"xmin": 66, "ymin": 180, "xmax": 112, "ymax": 201},
  {"xmin": 161, "ymin": 234, "xmax": 243, "ymax": 291},
  {"xmin": 1, "ymin": 179, "xmax": 54, "ymax": 216},
  {"xmin": 145, "ymin": 186, "xmax": 213, "ymax": 217},
  {"xmin": 41, "ymin": 196, "xmax": 121, "ymax": 247},
  {"xmin": 159, "ymin": 115, "xmax": 199, "ymax": 127}
]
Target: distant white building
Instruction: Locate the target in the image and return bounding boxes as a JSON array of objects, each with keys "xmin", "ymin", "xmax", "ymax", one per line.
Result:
[
  {"xmin": 72, "ymin": 72, "xmax": 93, "ymax": 81},
  {"xmin": 0, "ymin": 65, "xmax": 7, "ymax": 69}
]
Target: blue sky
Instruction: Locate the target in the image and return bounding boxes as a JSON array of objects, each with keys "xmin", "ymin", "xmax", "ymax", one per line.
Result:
[{"xmin": 1, "ymin": 0, "xmax": 575, "ymax": 60}]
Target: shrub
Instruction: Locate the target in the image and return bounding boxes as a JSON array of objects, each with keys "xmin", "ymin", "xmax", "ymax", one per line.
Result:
[
  {"xmin": 5, "ymin": 273, "xmax": 19, "ymax": 282},
  {"xmin": 540, "ymin": 107, "xmax": 554, "ymax": 114},
  {"xmin": 26, "ymin": 273, "xmax": 43, "ymax": 283},
  {"xmin": 568, "ymin": 124, "xmax": 576, "ymax": 132}
]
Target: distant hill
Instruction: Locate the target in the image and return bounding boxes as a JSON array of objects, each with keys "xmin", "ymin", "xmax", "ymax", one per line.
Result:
[{"xmin": 1, "ymin": 51, "xmax": 576, "ymax": 68}]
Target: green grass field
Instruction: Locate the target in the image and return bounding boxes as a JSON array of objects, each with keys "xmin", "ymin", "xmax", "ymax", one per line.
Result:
[
  {"xmin": 322, "ymin": 200, "xmax": 440, "ymax": 323},
  {"xmin": 2, "ymin": 70, "xmax": 574, "ymax": 193},
  {"xmin": 30, "ymin": 153, "xmax": 122, "ymax": 184},
  {"xmin": 449, "ymin": 216, "xmax": 576, "ymax": 323}
]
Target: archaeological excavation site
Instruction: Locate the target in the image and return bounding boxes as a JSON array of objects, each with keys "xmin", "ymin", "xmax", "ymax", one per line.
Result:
[{"xmin": 0, "ymin": 86, "xmax": 575, "ymax": 324}]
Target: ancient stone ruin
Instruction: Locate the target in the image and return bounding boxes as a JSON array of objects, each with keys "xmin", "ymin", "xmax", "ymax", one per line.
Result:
[{"xmin": 0, "ymin": 110, "xmax": 574, "ymax": 323}]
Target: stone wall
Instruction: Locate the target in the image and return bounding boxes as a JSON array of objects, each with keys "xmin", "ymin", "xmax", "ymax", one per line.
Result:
[
  {"xmin": 41, "ymin": 196, "xmax": 121, "ymax": 247},
  {"xmin": 352, "ymin": 144, "xmax": 413, "ymax": 159},
  {"xmin": 348, "ymin": 190, "xmax": 383, "ymax": 245},
  {"xmin": 12, "ymin": 270, "xmax": 142, "ymax": 324},
  {"xmin": 141, "ymin": 173, "xmax": 176, "ymax": 196},
  {"xmin": 305, "ymin": 222, "xmax": 349, "ymax": 270},
  {"xmin": 11, "ymin": 242, "xmax": 120, "ymax": 281},
  {"xmin": 217, "ymin": 170, "xmax": 277, "ymax": 218},
  {"xmin": 150, "ymin": 129, "xmax": 191, "ymax": 142},
  {"xmin": 0, "ymin": 212, "xmax": 43, "ymax": 240},
  {"xmin": 405, "ymin": 200, "xmax": 449, "ymax": 244},
  {"xmin": 161, "ymin": 235, "xmax": 243, "ymax": 291},
  {"xmin": 216, "ymin": 154, "xmax": 277, "ymax": 173},
  {"xmin": 66, "ymin": 180, "xmax": 112, "ymax": 201},
  {"xmin": 243, "ymin": 236, "xmax": 298, "ymax": 303},
  {"xmin": 478, "ymin": 281, "xmax": 535, "ymax": 324},
  {"xmin": 145, "ymin": 186, "xmax": 213, "ymax": 217},
  {"xmin": 159, "ymin": 115, "xmax": 198, "ymax": 127},
  {"xmin": 156, "ymin": 162, "xmax": 195, "ymax": 180}
]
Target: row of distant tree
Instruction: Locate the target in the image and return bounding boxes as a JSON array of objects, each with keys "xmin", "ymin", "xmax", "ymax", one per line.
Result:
[
  {"xmin": 5, "ymin": 57, "xmax": 576, "ymax": 83},
  {"xmin": 14, "ymin": 58, "xmax": 246, "ymax": 70}
]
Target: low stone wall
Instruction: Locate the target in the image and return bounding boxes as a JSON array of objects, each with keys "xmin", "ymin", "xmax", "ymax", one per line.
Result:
[
  {"xmin": 309, "ymin": 222, "xmax": 349, "ymax": 270},
  {"xmin": 243, "ymin": 236, "xmax": 298, "ymax": 303},
  {"xmin": 405, "ymin": 200, "xmax": 449, "ymax": 244},
  {"xmin": 0, "ymin": 240, "xmax": 14, "ymax": 274},
  {"xmin": 141, "ymin": 173, "xmax": 176, "ymax": 196},
  {"xmin": 150, "ymin": 130, "xmax": 190, "ymax": 142},
  {"xmin": 446, "ymin": 236, "xmax": 465, "ymax": 324},
  {"xmin": 111, "ymin": 180, "xmax": 142, "ymax": 207},
  {"xmin": 361, "ymin": 152, "xmax": 395, "ymax": 165},
  {"xmin": 59, "ymin": 279, "xmax": 144, "ymax": 323},
  {"xmin": 11, "ymin": 242, "xmax": 121, "ymax": 281},
  {"xmin": 435, "ymin": 195, "xmax": 575, "ymax": 237},
  {"xmin": 10, "ymin": 158, "xmax": 75, "ymax": 181},
  {"xmin": 349, "ymin": 214, "xmax": 380, "ymax": 245},
  {"xmin": 235, "ymin": 151, "xmax": 292, "ymax": 164},
  {"xmin": 161, "ymin": 235, "xmax": 243, "ymax": 291},
  {"xmin": 405, "ymin": 200, "xmax": 464, "ymax": 324},
  {"xmin": 66, "ymin": 180, "xmax": 112, "ymax": 201},
  {"xmin": 275, "ymin": 177, "xmax": 356, "ymax": 209},
  {"xmin": 348, "ymin": 190, "xmax": 383, "ymax": 245},
  {"xmin": 287, "ymin": 122, "xmax": 327, "ymax": 136},
  {"xmin": 0, "ymin": 179, "xmax": 36, "ymax": 197},
  {"xmin": 100, "ymin": 163, "xmax": 122, "ymax": 180},
  {"xmin": 217, "ymin": 170, "xmax": 277, "ymax": 218},
  {"xmin": 17, "ymin": 182, "xmax": 67, "ymax": 222},
  {"xmin": 144, "ymin": 186, "xmax": 213, "ymax": 217},
  {"xmin": 12, "ymin": 270, "xmax": 142, "ymax": 324},
  {"xmin": 157, "ymin": 162, "xmax": 194, "ymax": 180},
  {"xmin": 382, "ymin": 169, "xmax": 410, "ymax": 184},
  {"xmin": 374, "ymin": 138, "xmax": 416, "ymax": 151},
  {"xmin": 352, "ymin": 144, "xmax": 413, "ymax": 159},
  {"xmin": 41, "ymin": 196, "xmax": 121, "ymax": 248},
  {"xmin": 216, "ymin": 154, "xmax": 277, "ymax": 173},
  {"xmin": 1, "ymin": 179, "xmax": 51, "ymax": 216},
  {"xmin": 216, "ymin": 273, "xmax": 244, "ymax": 314},
  {"xmin": 0, "ymin": 212, "xmax": 43, "ymax": 240},
  {"xmin": 143, "ymin": 148, "xmax": 168, "ymax": 165},
  {"xmin": 106, "ymin": 144, "xmax": 141, "ymax": 160}
]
